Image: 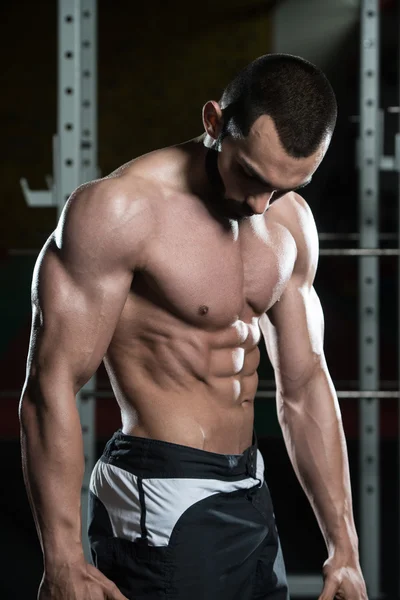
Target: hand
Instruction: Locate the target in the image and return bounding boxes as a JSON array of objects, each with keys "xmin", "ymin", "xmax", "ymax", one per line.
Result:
[
  {"xmin": 318, "ymin": 555, "xmax": 368, "ymax": 600},
  {"xmin": 38, "ymin": 558, "xmax": 129, "ymax": 600}
]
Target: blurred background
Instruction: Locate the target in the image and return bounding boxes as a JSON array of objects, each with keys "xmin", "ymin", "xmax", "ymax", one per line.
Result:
[{"xmin": 0, "ymin": 0, "xmax": 399, "ymax": 598}]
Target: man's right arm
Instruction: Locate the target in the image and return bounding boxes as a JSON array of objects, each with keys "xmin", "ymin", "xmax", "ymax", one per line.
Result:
[{"xmin": 19, "ymin": 178, "xmax": 151, "ymax": 598}]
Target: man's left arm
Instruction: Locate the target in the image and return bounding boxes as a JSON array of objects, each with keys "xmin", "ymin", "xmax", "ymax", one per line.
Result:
[{"xmin": 259, "ymin": 199, "xmax": 367, "ymax": 600}]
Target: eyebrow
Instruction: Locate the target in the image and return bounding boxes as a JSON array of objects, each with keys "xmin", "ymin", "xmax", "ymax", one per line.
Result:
[{"xmin": 240, "ymin": 158, "xmax": 312, "ymax": 192}]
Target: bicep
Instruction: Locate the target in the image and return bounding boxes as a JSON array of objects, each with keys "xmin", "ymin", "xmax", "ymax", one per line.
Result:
[
  {"xmin": 28, "ymin": 239, "xmax": 132, "ymax": 391},
  {"xmin": 26, "ymin": 184, "xmax": 143, "ymax": 392},
  {"xmin": 260, "ymin": 279, "xmax": 325, "ymax": 391}
]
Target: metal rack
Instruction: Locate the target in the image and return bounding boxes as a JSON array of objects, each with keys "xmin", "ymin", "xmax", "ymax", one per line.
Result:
[
  {"xmin": 358, "ymin": 4, "xmax": 380, "ymax": 594},
  {"xmin": 281, "ymin": 2, "xmax": 398, "ymax": 596}
]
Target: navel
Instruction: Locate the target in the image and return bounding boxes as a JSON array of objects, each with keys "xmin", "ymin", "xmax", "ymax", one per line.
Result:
[{"xmin": 198, "ymin": 305, "xmax": 209, "ymax": 316}]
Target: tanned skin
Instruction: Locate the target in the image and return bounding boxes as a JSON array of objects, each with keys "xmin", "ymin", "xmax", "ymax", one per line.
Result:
[{"xmin": 19, "ymin": 101, "xmax": 367, "ymax": 599}]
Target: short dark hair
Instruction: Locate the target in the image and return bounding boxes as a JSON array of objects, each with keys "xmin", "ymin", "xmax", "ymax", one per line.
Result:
[{"xmin": 218, "ymin": 53, "xmax": 337, "ymax": 158}]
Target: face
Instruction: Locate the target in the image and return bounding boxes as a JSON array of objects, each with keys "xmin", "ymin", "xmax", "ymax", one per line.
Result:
[{"xmin": 212, "ymin": 113, "xmax": 330, "ymax": 219}]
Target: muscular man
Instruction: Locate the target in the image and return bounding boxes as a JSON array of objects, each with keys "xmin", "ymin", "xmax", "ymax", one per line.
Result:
[{"xmin": 19, "ymin": 54, "xmax": 367, "ymax": 600}]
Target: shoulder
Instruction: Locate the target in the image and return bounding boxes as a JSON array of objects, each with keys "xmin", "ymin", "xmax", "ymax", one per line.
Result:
[
  {"xmin": 54, "ymin": 171, "xmax": 159, "ymax": 271},
  {"xmin": 268, "ymin": 191, "xmax": 319, "ymax": 281}
]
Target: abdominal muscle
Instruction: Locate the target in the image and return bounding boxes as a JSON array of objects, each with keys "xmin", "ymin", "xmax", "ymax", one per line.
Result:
[{"xmin": 104, "ymin": 309, "xmax": 261, "ymax": 455}]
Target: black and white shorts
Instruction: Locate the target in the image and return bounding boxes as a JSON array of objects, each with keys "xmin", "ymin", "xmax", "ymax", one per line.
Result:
[{"xmin": 88, "ymin": 428, "xmax": 289, "ymax": 600}]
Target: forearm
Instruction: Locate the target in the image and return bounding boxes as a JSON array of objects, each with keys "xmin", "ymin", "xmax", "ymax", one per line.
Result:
[
  {"xmin": 19, "ymin": 376, "xmax": 85, "ymax": 570},
  {"xmin": 277, "ymin": 363, "xmax": 358, "ymax": 559}
]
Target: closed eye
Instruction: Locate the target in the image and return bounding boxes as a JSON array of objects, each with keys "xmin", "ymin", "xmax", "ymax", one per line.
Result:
[
  {"xmin": 239, "ymin": 166, "xmax": 274, "ymax": 191},
  {"xmin": 238, "ymin": 160, "xmax": 312, "ymax": 195},
  {"xmin": 240, "ymin": 166, "xmax": 256, "ymax": 181}
]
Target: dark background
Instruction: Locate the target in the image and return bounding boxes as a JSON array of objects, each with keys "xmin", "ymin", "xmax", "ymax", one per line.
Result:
[{"xmin": 0, "ymin": 1, "xmax": 399, "ymax": 598}]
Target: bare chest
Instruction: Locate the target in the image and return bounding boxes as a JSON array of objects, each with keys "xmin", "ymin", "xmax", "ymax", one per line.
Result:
[{"xmin": 138, "ymin": 204, "xmax": 297, "ymax": 330}]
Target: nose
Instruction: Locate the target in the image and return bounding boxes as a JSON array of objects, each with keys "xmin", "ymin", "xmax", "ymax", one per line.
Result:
[{"xmin": 246, "ymin": 192, "xmax": 274, "ymax": 215}]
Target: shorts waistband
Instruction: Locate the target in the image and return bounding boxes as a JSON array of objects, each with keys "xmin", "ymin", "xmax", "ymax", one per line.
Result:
[{"xmin": 101, "ymin": 428, "xmax": 259, "ymax": 481}]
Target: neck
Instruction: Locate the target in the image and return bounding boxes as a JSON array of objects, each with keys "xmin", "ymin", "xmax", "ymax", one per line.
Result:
[
  {"xmin": 183, "ymin": 135, "xmax": 246, "ymax": 224},
  {"xmin": 180, "ymin": 135, "xmax": 222, "ymax": 197},
  {"xmin": 179, "ymin": 136, "xmax": 236, "ymax": 225},
  {"xmin": 204, "ymin": 145, "xmax": 225, "ymax": 196}
]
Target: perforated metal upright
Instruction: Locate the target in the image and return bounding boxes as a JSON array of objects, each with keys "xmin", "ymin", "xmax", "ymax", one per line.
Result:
[
  {"xmin": 20, "ymin": 1, "xmax": 97, "ymax": 560},
  {"xmin": 397, "ymin": 10, "xmax": 400, "ymax": 595},
  {"xmin": 78, "ymin": 0, "xmax": 97, "ymax": 562},
  {"xmin": 58, "ymin": 1, "xmax": 81, "ymax": 214},
  {"xmin": 358, "ymin": 1, "xmax": 380, "ymax": 597},
  {"xmin": 80, "ymin": 0, "xmax": 97, "ymax": 186},
  {"xmin": 58, "ymin": 0, "xmax": 97, "ymax": 562}
]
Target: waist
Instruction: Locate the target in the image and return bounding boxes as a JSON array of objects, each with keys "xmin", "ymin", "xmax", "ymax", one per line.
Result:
[{"xmin": 101, "ymin": 428, "xmax": 262, "ymax": 481}]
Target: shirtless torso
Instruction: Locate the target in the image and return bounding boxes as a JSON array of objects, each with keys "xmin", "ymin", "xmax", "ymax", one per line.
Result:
[
  {"xmin": 32, "ymin": 135, "xmax": 315, "ymax": 455},
  {"xmin": 21, "ymin": 58, "xmax": 367, "ymax": 600},
  {"xmin": 106, "ymin": 149, "xmax": 300, "ymax": 454}
]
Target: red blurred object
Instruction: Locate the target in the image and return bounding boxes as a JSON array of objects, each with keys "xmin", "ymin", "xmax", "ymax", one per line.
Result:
[{"xmin": 380, "ymin": 0, "xmax": 396, "ymax": 10}]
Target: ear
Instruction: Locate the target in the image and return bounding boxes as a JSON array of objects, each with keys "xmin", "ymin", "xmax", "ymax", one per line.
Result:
[{"xmin": 202, "ymin": 101, "xmax": 224, "ymax": 140}]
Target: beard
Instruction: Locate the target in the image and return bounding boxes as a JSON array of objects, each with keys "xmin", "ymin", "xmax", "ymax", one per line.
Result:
[{"xmin": 205, "ymin": 146, "xmax": 252, "ymax": 220}]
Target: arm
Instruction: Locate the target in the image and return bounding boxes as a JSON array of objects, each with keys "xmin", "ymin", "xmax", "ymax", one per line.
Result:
[
  {"xmin": 260, "ymin": 197, "xmax": 367, "ymax": 600},
  {"xmin": 19, "ymin": 179, "xmax": 151, "ymax": 599}
]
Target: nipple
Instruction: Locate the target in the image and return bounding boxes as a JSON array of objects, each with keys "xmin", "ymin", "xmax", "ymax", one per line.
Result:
[{"xmin": 198, "ymin": 305, "xmax": 209, "ymax": 316}]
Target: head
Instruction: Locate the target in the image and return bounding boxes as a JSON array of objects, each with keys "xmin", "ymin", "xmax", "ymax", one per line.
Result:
[{"xmin": 202, "ymin": 53, "xmax": 337, "ymax": 218}]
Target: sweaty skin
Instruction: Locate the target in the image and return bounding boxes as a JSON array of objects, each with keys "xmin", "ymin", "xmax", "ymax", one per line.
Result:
[
  {"xmin": 19, "ymin": 112, "xmax": 367, "ymax": 600},
  {"xmin": 26, "ymin": 142, "xmax": 300, "ymax": 454}
]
